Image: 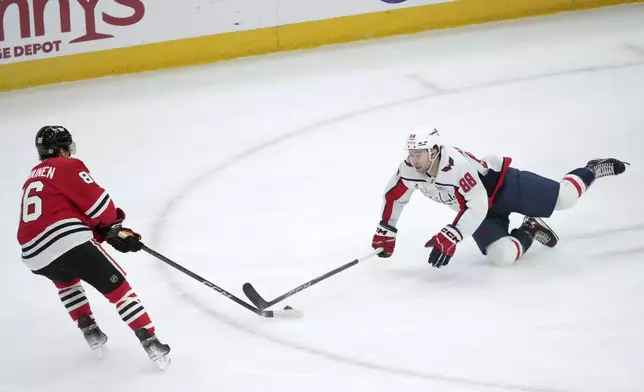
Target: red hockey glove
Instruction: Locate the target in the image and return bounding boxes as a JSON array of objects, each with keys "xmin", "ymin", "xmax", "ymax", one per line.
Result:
[
  {"xmin": 107, "ymin": 228, "xmax": 143, "ymax": 253},
  {"xmin": 94, "ymin": 208, "xmax": 126, "ymax": 242},
  {"xmin": 372, "ymin": 221, "xmax": 398, "ymax": 258},
  {"xmin": 425, "ymin": 224, "xmax": 462, "ymax": 268}
]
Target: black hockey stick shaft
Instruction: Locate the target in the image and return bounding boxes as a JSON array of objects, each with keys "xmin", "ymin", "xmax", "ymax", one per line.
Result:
[
  {"xmin": 140, "ymin": 244, "xmax": 270, "ymax": 317},
  {"xmin": 243, "ymin": 248, "xmax": 383, "ymax": 310}
]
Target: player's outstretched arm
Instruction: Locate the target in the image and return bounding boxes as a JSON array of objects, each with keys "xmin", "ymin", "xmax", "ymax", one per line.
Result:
[
  {"xmin": 426, "ymin": 165, "xmax": 488, "ymax": 268},
  {"xmin": 371, "ymin": 162, "xmax": 419, "ymax": 258}
]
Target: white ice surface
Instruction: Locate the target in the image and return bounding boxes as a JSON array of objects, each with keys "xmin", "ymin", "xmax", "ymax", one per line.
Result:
[{"xmin": 1, "ymin": 4, "xmax": 644, "ymax": 392}]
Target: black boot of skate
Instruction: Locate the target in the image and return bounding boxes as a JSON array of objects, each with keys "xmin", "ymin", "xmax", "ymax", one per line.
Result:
[
  {"xmin": 520, "ymin": 217, "xmax": 559, "ymax": 248},
  {"xmin": 77, "ymin": 315, "xmax": 108, "ymax": 359},
  {"xmin": 135, "ymin": 328, "xmax": 171, "ymax": 370},
  {"xmin": 585, "ymin": 158, "xmax": 629, "ymax": 179}
]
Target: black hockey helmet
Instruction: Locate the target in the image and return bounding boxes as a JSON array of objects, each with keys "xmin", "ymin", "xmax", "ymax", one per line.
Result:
[{"xmin": 35, "ymin": 125, "xmax": 75, "ymax": 159}]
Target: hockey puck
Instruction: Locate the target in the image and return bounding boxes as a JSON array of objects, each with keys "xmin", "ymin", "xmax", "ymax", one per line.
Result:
[{"xmin": 284, "ymin": 306, "xmax": 293, "ymax": 310}]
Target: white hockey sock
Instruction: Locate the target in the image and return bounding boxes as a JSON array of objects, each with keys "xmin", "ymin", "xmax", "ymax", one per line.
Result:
[{"xmin": 555, "ymin": 174, "xmax": 586, "ymax": 210}]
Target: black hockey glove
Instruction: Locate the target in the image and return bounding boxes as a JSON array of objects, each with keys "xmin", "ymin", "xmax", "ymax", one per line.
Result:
[
  {"xmin": 425, "ymin": 224, "xmax": 462, "ymax": 268},
  {"xmin": 94, "ymin": 208, "xmax": 126, "ymax": 241},
  {"xmin": 107, "ymin": 229, "xmax": 143, "ymax": 253}
]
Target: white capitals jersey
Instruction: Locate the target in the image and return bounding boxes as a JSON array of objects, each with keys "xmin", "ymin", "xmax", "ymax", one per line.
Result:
[{"xmin": 379, "ymin": 146, "xmax": 512, "ymax": 240}]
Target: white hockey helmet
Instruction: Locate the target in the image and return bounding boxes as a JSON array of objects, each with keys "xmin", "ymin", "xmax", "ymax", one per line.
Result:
[{"xmin": 405, "ymin": 126, "xmax": 441, "ymax": 151}]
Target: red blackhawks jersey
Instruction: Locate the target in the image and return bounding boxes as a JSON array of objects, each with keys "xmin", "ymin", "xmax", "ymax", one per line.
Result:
[{"xmin": 17, "ymin": 157, "xmax": 118, "ymax": 271}]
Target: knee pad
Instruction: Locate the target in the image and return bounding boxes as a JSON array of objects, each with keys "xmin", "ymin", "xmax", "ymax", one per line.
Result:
[
  {"xmin": 104, "ymin": 280, "xmax": 133, "ymax": 304},
  {"xmin": 555, "ymin": 179, "xmax": 581, "ymax": 210},
  {"xmin": 486, "ymin": 237, "xmax": 523, "ymax": 266},
  {"xmin": 556, "ymin": 169, "xmax": 594, "ymax": 211}
]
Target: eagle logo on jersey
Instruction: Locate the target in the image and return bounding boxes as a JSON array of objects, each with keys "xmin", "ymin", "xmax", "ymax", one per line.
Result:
[
  {"xmin": 427, "ymin": 191, "xmax": 457, "ymax": 206},
  {"xmin": 441, "ymin": 157, "xmax": 455, "ymax": 172}
]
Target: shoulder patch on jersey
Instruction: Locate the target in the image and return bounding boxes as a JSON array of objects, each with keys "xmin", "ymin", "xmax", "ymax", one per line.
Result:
[{"xmin": 441, "ymin": 157, "xmax": 455, "ymax": 172}]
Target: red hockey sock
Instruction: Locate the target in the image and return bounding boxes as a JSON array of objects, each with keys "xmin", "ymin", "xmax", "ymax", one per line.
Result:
[
  {"xmin": 105, "ymin": 281, "xmax": 155, "ymax": 336},
  {"xmin": 55, "ymin": 277, "xmax": 93, "ymax": 324}
]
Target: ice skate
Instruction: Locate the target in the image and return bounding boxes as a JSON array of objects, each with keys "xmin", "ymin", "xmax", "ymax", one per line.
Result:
[
  {"xmin": 585, "ymin": 158, "xmax": 629, "ymax": 179},
  {"xmin": 520, "ymin": 217, "xmax": 559, "ymax": 248},
  {"xmin": 77, "ymin": 315, "xmax": 108, "ymax": 359},
  {"xmin": 135, "ymin": 328, "xmax": 171, "ymax": 370}
]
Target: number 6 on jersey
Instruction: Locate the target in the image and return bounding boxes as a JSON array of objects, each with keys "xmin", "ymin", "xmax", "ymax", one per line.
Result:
[{"xmin": 22, "ymin": 181, "xmax": 44, "ymax": 223}]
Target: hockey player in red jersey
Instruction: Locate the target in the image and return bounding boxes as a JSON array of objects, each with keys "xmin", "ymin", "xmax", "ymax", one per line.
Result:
[
  {"xmin": 371, "ymin": 126, "xmax": 629, "ymax": 268},
  {"xmin": 17, "ymin": 126, "xmax": 170, "ymax": 369}
]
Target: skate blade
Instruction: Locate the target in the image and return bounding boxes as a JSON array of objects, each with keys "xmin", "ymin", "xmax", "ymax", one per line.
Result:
[
  {"xmin": 532, "ymin": 217, "xmax": 559, "ymax": 248},
  {"xmin": 91, "ymin": 344, "xmax": 108, "ymax": 360},
  {"xmin": 154, "ymin": 354, "xmax": 171, "ymax": 371}
]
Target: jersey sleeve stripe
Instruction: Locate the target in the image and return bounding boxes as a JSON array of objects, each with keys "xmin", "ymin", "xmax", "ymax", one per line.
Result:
[
  {"xmin": 85, "ymin": 191, "xmax": 111, "ymax": 219},
  {"xmin": 452, "ymin": 189, "xmax": 468, "ymax": 226},
  {"xmin": 382, "ymin": 179, "xmax": 409, "ymax": 224}
]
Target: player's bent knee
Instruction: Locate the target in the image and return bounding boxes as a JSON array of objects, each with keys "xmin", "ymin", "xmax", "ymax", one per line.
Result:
[
  {"xmin": 485, "ymin": 238, "xmax": 519, "ymax": 266},
  {"xmin": 555, "ymin": 180, "xmax": 580, "ymax": 211}
]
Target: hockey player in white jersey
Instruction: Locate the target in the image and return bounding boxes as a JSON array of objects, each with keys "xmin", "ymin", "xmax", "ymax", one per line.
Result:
[{"xmin": 371, "ymin": 126, "xmax": 629, "ymax": 268}]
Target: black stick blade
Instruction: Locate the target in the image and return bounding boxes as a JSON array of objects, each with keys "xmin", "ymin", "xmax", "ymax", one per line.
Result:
[{"xmin": 243, "ymin": 283, "xmax": 270, "ymax": 310}]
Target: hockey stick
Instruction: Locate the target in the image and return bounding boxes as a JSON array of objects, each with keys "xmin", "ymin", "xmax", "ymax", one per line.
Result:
[
  {"xmin": 140, "ymin": 244, "xmax": 302, "ymax": 319},
  {"xmin": 242, "ymin": 248, "xmax": 383, "ymax": 310}
]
